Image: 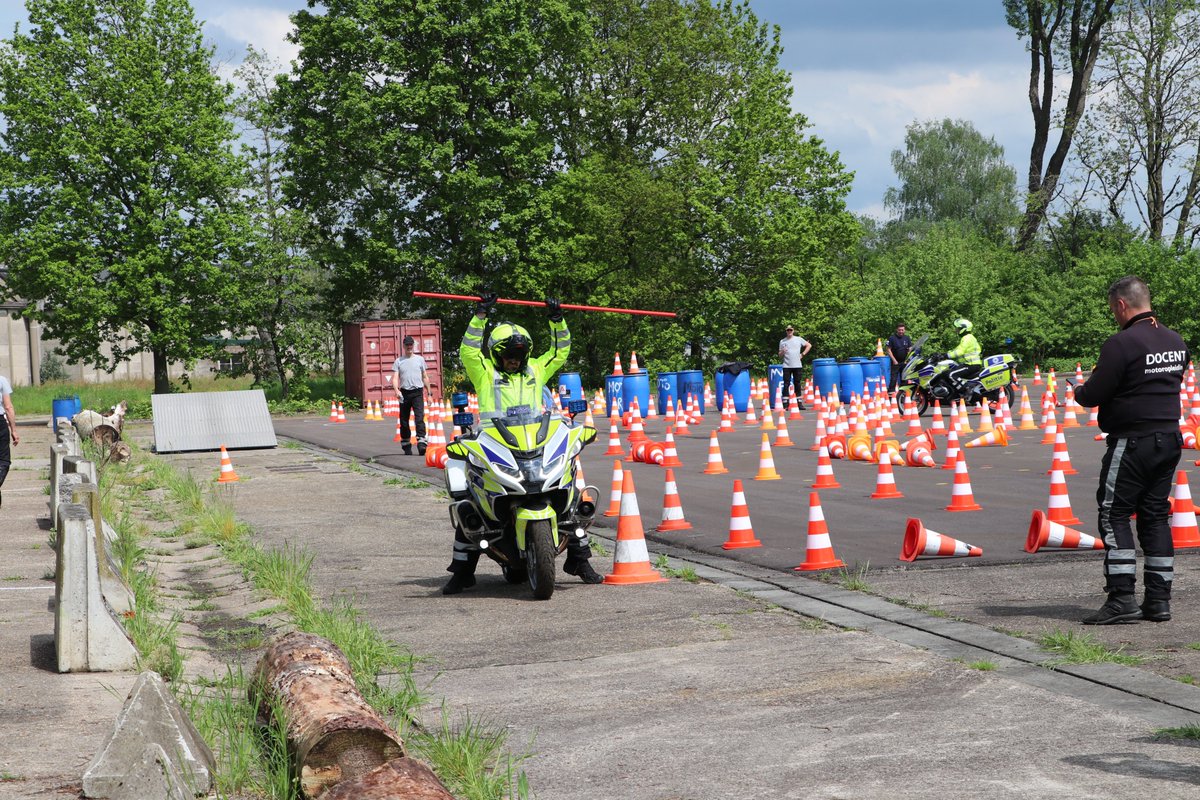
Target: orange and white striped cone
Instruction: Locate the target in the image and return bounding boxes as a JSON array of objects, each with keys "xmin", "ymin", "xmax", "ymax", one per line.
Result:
[
  {"xmin": 702, "ymin": 431, "xmax": 729, "ymax": 475},
  {"xmin": 774, "ymin": 414, "xmax": 794, "ymax": 447},
  {"xmin": 603, "ymin": 461, "xmax": 624, "ymax": 517},
  {"xmin": 392, "ymin": 415, "xmax": 404, "ymax": 443},
  {"xmin": 941, "ymin": 427, "xmax": 961, "ymax": 471},
  {"xmin": 1086, "ymin": 406, "xmax": 1099, "ymax": 427},
  {"xmin": 754, "ymin": 433, "xmax": 782, "ymax": 481},
  {"xmin": 813, "ymin": 443, "xmax": 841, "ymax": 488},
  {"xmin": 1032, "ymin": 364, "xmax": 1042, "ymax": 385},
  {"xmin": 870, "ymin": 457, "xmax": 903, "ymax": 499},
  {"xmin": 809, "ymin": 409, "xmax": 827, "ymax": 451},
  {"xmin": 722, "ymin": 479, "xmax": 763, "ymax": 549},
  {"xmin": 336, "ymin": 402, "xmax": 347, "ymax": 423},
  {"xmin": 657, "ymin": 469, "xmax": 692, "ymax": 532},
  {"xmin": 788, "ymin": 386, "xmax": 802, "ymax": 420},
  {"xmin": 1046, "ymin": 430, "xmax": 1079, "ymax": 475},
  {"xmin": 1025, "ymin": 509, "xmax": 1102, "ymax": 553},
  {"xmin": 957, "ymin": 400, "xmax": 972, "ymax": 433},
  {"xmin": 675, "ymin": 399, "xmax": 691, "ymax": 436},
  {"xmin": 900, "ymin": 518, "xmax": 981, "ymax": 561},
  {"xmin": 660, "ymin": 429, "xmax": 683, "ymax": 468},
  {"xmin": 904, "ymin": 437, "xmax": 937, "ymax": 468},
  {"xmin": 217, "ymin": 445, "xmax": 239, "ymax": 483},
  {"xmin": 976, "ymin": 403, "xmax": 994, "ymax": 433},
  {"xmin": 1061, "ymin": 389, "xmax": 1080, "ymax": 428},
  {"xmin": 628, "ymin": 351, "xmax": 640, "ymax": 373},
  {"xmin": 364, "ymin": 401, "xmax": 374, "ymax": 422},
  {"xmin": 664, "ymin": 399, "xmax": 677, "ymax": 428},
  {"xmin": 930, "ymin": 400, "xmax": 947, "ymax": 434},
  {"xmin": 687, "ymin": 394, "xmax": 703, "ymax": 425},
  {"xmin": 719, "ymin": 401, "xmax": 735, "ymax": 433},
  {"xmin": 1046, "ymin": 469, "xmax": 1082, "ymax": 525},
  {"xmin": 794, "ymin": 492, "xmax": 845, "ymax": 571},
  {"xmin": 604, "ymin": 471, "xmax": 668, "ymax": 585},
  {"xmin": 628, "ymin": 401, "xmax": 649, "ymax": 443},
  {"xmin": 645, "ymin": 397, "xmax": 657, "ymax": 420},
  {"xmin": 1076, "ymin": 362, "xmax": 1084, "ymax": 384},
  {"xmin": 1017, "ymin": 387, "xmax": 1037, "ymax": 429},
  {"xmin": 1041, "ymin": 412, "xmax": 1058, "ymax": 445},
  {"xmin": 611, "ymin": 352, "xmax": 623, "ymax": 375},
  {"xmin": 848, "ymin": 433, "xmax": 875, "ymax": 462},
  {"xmin": 824, "ymin": 433, "xmax": 847, "ymax": 460},
  {"xmin": 945, "ymin": 452, "xmax": 982, "ymax": 511},
  {"xmin": 744, "ymin": 397, "xmax": 758, "ymax": 425},
  {"xmin": 964, "ymin": 426, "xmax": 1008, "ymax": 448},
  {"xmin": 1170, "ymin": 471, "xmax": 1200, "ymax": 548},
  {"xmin": 760, "ymin": 397, "xmax": 776, "ymax": 431},
  {"xmin": 905, "ymin": 397, "xmax": 922, "ymax": 437},
  {"xmin": 604, "ymin": 415, "xmax": 624, "ymax": 456},
  {"xmin": 329, "ymin": 401, "xmax": 339, "ymax": 423}
]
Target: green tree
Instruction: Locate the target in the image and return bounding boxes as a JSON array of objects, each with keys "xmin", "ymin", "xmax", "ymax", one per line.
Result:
[
  {"xmin": 0, "ymin": 0, "xmax": 248, "ymax": 394},
  {"xmin": 884, "ymin": 118, "xmax": 1019, "ymax": 241}
]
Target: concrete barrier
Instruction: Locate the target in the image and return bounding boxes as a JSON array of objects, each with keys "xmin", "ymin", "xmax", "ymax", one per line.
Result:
[
  {"xmin": 54, "ymin": 503, "xmax": 137, "ymax": 673},
  {"xmin": 83, "ymin": 671, "xmax": 214, "ymax": 798},
  {"xmin": 71, "ymin": 483, "xmax": 135, "ymax": 615}
]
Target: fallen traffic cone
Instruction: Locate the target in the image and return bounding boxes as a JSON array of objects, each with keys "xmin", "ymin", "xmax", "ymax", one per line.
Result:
[
  {"xmin": 964, "ymin": 426, "xmax": 1008, "ymax": 448},
  {"xmin": 754, "ymin": 434, "xmax": 782, "ymax": 481},
  {"xmin": 1046, "ymin": 469, "xmax": 1082, "ymax": 525},
  {"xmin": 794, "ymin": 492, "xmax": 845, "ymax": 571},
  {"xmin": 604, "ymin": 415, "xmax": 624, "ymax": 456},
  {"xmin": 660, "ymin": 429, "xmax": 683, "ymax": 467},
  {"xmin": 824, "ymin": 433, "xmax": 847, "ymax": 460},
  {"xmin": 604, "ymin": 471, "xmax": 668, "ymax": 585},
  {"xmin": 657, "ymin": 469, "xmax": 692, "ymax": 532},
  {"xmin": 603, "ymin": 461, "xmax": 623, "ymax": 517},
  {"xmin": 848, "ymin": 432, "xmax": 875, "ymax": 462},
  {"xmin": 904, "ymin": 437, "xmax": 937, "ymax": 467},
  {"xmin": 217, "ymin": 445, "xmax": 239, "ymax": 483},
  {"xmin": 900, "ymin": 518, "xmax": 981, "ymax": 561},
  {"xmin": 1025, "ymin": 509, "xmax": 1102, "ymax": 553},
  {"xmin": 870, "ymin": 457, "xmax": 904, "ymax": 499},
  {"xmin": 812, "ymin": 443, "xmax": 841, "ymax": 488},
  {"xmin": 1046, "ymin": 430, "xmax": 1079, "ymax": 475},
  {"xmin": 945, "ymin": 452, "xmax": 982, "ymax": 511},
  {"xmin": 702, "ymin": 431, "xmax": 729, "ymax": 475},
  {"xmin": 774, "ymin": 414, "xmax": 794, "ymax": 447},
  {"xmin": 722, "ymin": 480, "xmax": 763, "ymax": 549},
  {"xmin": 1171, "ymin": 471, "xmax": 1200, "ymax": 548}
]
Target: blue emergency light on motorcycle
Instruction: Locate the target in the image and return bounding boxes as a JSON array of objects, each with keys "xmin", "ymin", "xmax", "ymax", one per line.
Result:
[
  {"xmin": 567, "ymin": 399, "xmax": 588, "ymax": 416},
  {"xmin": 453, "ymin": 411, "xmax": 475, "ymax": 428},
  {"xmin": 451, "ymin": 392, "xmax": 469, "ymax": 411}
]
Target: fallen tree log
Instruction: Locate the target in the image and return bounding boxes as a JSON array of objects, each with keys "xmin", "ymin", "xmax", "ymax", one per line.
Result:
[
  {"xmin": 251, "ymin": 631, "xmax": 405, "ymax": 798},
  {"xmin": 322, "ymin": 757, "xmax": 455, "ymax": 800}
]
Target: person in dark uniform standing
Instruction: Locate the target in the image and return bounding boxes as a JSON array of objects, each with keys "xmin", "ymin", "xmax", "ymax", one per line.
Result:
[
  {"xmin": 885, "ymin": 323, "xmax": 912, "ymax": 394},
  {"xmin": 1074, "ymin": 276, "xmax": 1190, "ymax": 625}
]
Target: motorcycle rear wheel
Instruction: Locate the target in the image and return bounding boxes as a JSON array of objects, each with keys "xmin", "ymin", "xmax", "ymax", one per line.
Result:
[{"xmin": 524, "ymin": 519, "xmax": 557, "ymax": 600}]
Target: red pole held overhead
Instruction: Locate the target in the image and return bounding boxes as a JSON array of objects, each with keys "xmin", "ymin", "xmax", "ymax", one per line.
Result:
[{"xmin": 412, "ymin": 291, "xmax": 677, "ymax": 318}]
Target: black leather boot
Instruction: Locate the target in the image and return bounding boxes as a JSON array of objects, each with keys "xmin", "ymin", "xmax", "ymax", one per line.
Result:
[{"xmin": 1082, "ymin": 593, "xmax": 1140, "ymax": 625}]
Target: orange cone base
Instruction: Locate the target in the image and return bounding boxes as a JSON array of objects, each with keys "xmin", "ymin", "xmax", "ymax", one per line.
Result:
[
  {"xmin": 945, "ymin": 501, "xmax": 982, "ymax": 512},
  {"xmin": 871, "ymin": 486, "xmax": 904, "ymax": 499},
  {"xmin": 754, "ymin": 472, "xmax": 782, "ymax": 481},
  {"xmin": 657, "ymin": 519, "xmax": 693, "ymax": 532},
  {"xmin": 794, "ymin": 555, "xmax": 845, "ymax": 571},
  {"xmin": 218, "ymin": 472, "xmax": 239, "ymax": 484},
  {"xmin": 603, "ymin": 563, "xmax": 668, "ymax": 585},
  {"xmin": 722, "ymin": 536, "xmax": 763, "ymax": 550}
]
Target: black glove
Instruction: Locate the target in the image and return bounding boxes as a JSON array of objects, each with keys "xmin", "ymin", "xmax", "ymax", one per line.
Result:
[
  {"xmin": 475, "ymin": 291, "xmax": 498, "ymax": 317},
  {"xmin": 545, "ymin": 296, "xmax": 563, "ymax": 322}
]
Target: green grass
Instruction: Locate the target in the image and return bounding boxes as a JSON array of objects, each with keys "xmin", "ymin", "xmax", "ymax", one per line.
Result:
[
  {"xmin": 1038, "ymin": 630, "xmax": 1145, "ymax": 666},
  {"xmin": 411, "ymin": 710, "xmax": 533, "ymax": 800},
  {"xmin": 837, "ymin": 562, "xmax": 872, "ymax": 592},
  {"xmin": 966, "ymin": 660, "xmax": 997, "ymax": 671},
  {"xmin": 1186, "ymin": 643, "xmax": 1200, "ymax": 651},
  {"xmin": 1154, "ymin": 724, "xmax": 1200, "ymax": 740},
  {"xmin": 2, "ymin": 575, "xmax": 24, "ymax": 582},
  {"xmin": 0, "ymin": 771, "xmax": 24, "ymax": 782},
  {"xmin": 1174, "ymin": 674, "xmax": 1197, "ymax": 685},
  {"xmin": 385, "ymin": 476, "xmax": 430, "ymax": 488}
]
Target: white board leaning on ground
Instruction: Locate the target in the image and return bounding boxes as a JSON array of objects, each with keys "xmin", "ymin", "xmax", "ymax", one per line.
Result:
[{"xmin": 151, "ymin": 389, "xmax": 277, "ymax": 453}]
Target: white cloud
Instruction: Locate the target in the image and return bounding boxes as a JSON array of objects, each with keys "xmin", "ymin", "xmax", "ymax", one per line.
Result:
[{"xmin": 207, "ymin": 8, "xmax": 300, "ymax": 69}]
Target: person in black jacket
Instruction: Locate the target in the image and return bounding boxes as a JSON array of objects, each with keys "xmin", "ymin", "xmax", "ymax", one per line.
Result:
[{"xmin": 1073, "ymin": 276, "xmax": 1190, "ymax": 625}]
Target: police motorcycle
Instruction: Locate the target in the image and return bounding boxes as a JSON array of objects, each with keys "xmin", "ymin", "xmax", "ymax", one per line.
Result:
[
  {"xmin": 895, "ymin": 334, "xmax": 1018, "ymax": 416},
  {"xmin": 442, "ymin": 391, "xmax": 599, "ymax": 600}
]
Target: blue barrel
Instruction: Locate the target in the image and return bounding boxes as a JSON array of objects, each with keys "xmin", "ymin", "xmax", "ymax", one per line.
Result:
[
  {"xmin": 678, "ymin": 369, "xmax": 705, "ymax": 414},
  {"xmin": 656, "ymin": 372, "xmax": 678, "ymax": 415},
  {"xmin": 837, "ymin": 361, "xmax": 865, "ymax": 403},
  {"xmin": 605, "ymin": 374, "xmax": 625, "ymax": 418},
  {"xmin": 716, "ymin": 369, "xmax": 751, "ymax": 412},
  {"xmin": 856, "ymin": 357, "xmax": 882, "ymax": 397},
  {"xmin": 557, "ymin": 372, "xmax": 583, "ymax": 408},
  {"xmin": 767, "ymin": 364, "xmax": 783, "ymax": 406},
  {"xmin": 52, "ymin": 397, "xmax": 76, "ymax": 433},
  {"xmin": 621, "ymin": 372, "xmax": 650, "ymax": 418},
  {"xmin": 811, "ymin": 358, "xmax": 838, "ymax": 403},
  {"xmin": 876, "ymin": 354, "xmax": 893, "ymax": 393}
]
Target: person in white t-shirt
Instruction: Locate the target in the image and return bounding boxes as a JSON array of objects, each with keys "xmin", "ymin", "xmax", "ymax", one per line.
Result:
[
  {"xmin": 0, "ymin": 372, "xmax": 18, "ymax": 508},
  {"xmin": 391, "ymin": 336, "xmax": 428, "ymax": 455},
  {"xmin": 777, "ymin": 325, "xmax": 811, "ymax": 411}
]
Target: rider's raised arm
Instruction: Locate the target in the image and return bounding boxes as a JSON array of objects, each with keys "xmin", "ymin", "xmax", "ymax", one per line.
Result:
[
  {"xmin": 531, "ymin": 318, "xmax": 570, "ymax": 380},
  {"xmin": 460, "ymin": 313, "xmax": 491, "ymax": 390}
]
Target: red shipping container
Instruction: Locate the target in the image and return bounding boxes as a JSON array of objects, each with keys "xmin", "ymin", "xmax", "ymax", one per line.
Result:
[{"xmin": 344, "ymin": 319, "xmax": 443, "ymax": 404}]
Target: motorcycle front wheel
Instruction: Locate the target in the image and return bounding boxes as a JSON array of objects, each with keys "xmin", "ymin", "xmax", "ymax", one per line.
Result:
[
  {"xmin": 524, "ymin": 519, "xmax": 557, "ymax": 600},
  {"xmin": 896, "ymin": 386, "xmax": 931, "ymax": 416}
]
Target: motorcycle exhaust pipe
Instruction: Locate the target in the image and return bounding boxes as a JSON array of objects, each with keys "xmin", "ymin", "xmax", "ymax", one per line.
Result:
[{"xmin": 452, "ymin": 500, "xmax": 486, "ymax": 535}]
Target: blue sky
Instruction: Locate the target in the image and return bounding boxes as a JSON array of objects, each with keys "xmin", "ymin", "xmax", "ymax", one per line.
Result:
[{"xmin": 0, "ymin": 0, "xmax": 1032, "ymax": 216}]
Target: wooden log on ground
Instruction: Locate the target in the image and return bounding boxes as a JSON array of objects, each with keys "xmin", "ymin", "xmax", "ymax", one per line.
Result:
[
  {"xmin": 321, "ymin": 757, "xmax": 455, "ymax": 800},
  {"xmin": 251, "ymin": 631, "xmax": 407, "ymax": 798}
]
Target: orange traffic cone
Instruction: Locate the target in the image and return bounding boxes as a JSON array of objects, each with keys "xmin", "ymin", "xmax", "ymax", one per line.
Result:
[
  {"xmin": 1171, "ymin": 471, "xmax": 1200, "ymax": 548},
  {"xmin": 657, "ymin": 469, "xmax": 692, "ymax": 532},
  {"xmin": 628, "ymin": 351, "xmax": 640, "ymax": 373},
  {"xmin": 660, "ymin": 429, "xmax": 683, "ymax": 468},
  {"xmin": 702, "ymin": 431, "xmax": 729, "ymax": 475},
  {"xmin": 674, "ymin": 399, "xmax": 690, "ymax": 436},
  {"xmin": 945, "ymin": 452, "xmax": 982, "ymax": 511},
  {"xmin": 848, "ymin": 432, "xmax": 875, "ymax": 462},
  {"xmin": 900, "ymin": 518, "xmax": 981, "ymax": 561},
  {"xmin": 722, "ymin": 480, "xmax": 763, "ymax": 549},
  {"xmin": 604, "ymin": 415, "xmax": 624, "ymax": 456},
  {"xmin": 1046, "ymin": 430, "xmax": 1078, "ymax": 475},
  {"xmin": 794, "ymin": 492, "xmax": 845, "ymax": 571},
  {"xmin": 1017, "ymin": 386, "xmax": 1037, "ymax": 429},
  {"xmin": 774, "ymin": 414, "xmax": 794, "ymax": 447},
  {"xmin": 812, "ymin": 442, "xmax": 841, "ymax": 488},
  {"xmin": 1046, "ymin": 469, "xmax": 1082, "ymax": 525},
  {"xmin": 1086, "ymin": 406, "xmax": 1099, "ymax": 427},
  {"xmin": 392, "ymin": 415, "xmax": 404, "ymax": 443},
  {"xmin": 611, "ymin": 352, "xmax": 624, "ymax": 376},
  {"xmin": 941, "ymin": 427, "xmax": 961, "ymax": 471},
  {"xmin": 964, "ymin": 426, "xmax": 1008, "ymax": 448},
  {"xmin": 744, "ymin": 398, "xmax": 758, "ymax": 425},
  {"xmin": 217, "ymin": 445, "xmax": 239, "ymax": 483},
  {"xmin": 1025, "ymin": 510, "xmax": 1103, "ymax": 553},
  {"xmin": 824, "ymin": 432, "xmax": 847, "ymax": 459},
  {"xmin": 904, "ymin": 396, "xmax": 922, "ymax": 437},
  {"xmin": 329, "ymin": 401, "xmax": 339, "ymax": 422},
  {"xmin": 604, "ymin": 471, "xmax": 668, "ymax": 585},
  {"xmin": 870, "ymin": 457, "xmax": 903, "ymax": 499},
  {"xmin": 336, "ymin": 402, "xmax": 347, "ymax": 423},
  {"xmin": 603, "ymin": 461, "xmax": 623, "ymax": 517},
  {"xmin": 904, "ymin": 436, "xmax": 937, "ymax": 467},
  {"xmin": 1062, "ymin": 387, "xmax": 1080, "ymax": 427},
  {"xmin": 977, "ymin": 403, "xmax": 994, "ymax": 432},
  {"xmin": 930, "ymin": 399, "xmax": 947, "ymax": 434},
  {"xmin": 1041, "ymin": 411, "xmax": 1058, "ymax": 445},
  {"xmin": 760, "ymin": 397, "xmax": 776, "ymax": 431},
  {"xmin": 627, "ymin": 401, "xmax": 649, "ymax": 443},
  {"xmin": 754, "ymin": 434, "xmax": 782, "ymax": 481},
  {"xmin": 1032, "ymin": 364, "xmax": 1043, "ymax": 385}
]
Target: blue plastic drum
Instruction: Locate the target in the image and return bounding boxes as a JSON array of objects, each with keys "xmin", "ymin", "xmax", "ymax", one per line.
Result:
[
  {"xmin": 716, "ymin": 369, "xmax": 751, "ymax": 412},
  {"xmin": 837, "ymin": 361, "xmax": 865, "ymax": 404},
  {"xmin": 767, "ymin": 364, "xmax": 784, "ymax": 407},
  {"xmin": 857, "ymin": 357, "xmax": 882, "ymax": 397},
  {"xmin": 811, "ymin": 358, "xmax": 839, "ymax": 404},
  {"xmin": 557, "ymin": 372, "xmax": 583, "ymax": 408},
  {"xmin": 52, "ymin": 397, "xmax": 76, "ymax": 433},
  {"xmin": 876, "ymin": 354, "xmax": 893, "ymax": 394},
  {"xmin": 621, "ymin": 372, "xmax": 650, "ymax": 418},
  {"xmin": 605, "ymin": 374, "xmax": 625, "ymax": 418},
  {"xmin": 657, "ymin": 372, "xmax": 678, "ymax": 416},
  {"xmin": 678, "ymin": 369, "xmax": 705, "ymax": 414}
]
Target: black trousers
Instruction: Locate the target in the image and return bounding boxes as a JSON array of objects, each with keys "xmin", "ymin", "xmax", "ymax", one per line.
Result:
[
  {"xmin": 449, "ymin": 525, "xmax": 593, "ymax": 575},
  {"xmin": 888, "ymin": 362, "xmax": 904, "ymax": 393},
  {"xmin": 398, "ymin": 388, "xmax": 426, "ymax": 445},
  {"xmin": 0, "ymin": 423, "xmax": 10, "ymax": 488},
  {"xmin": 781, "ymin": 367, "xmax": 804, "ymax": 408},
  {"xmin": 1097, "ymin": 431, "xmax": 1182, "ymax": 600}
]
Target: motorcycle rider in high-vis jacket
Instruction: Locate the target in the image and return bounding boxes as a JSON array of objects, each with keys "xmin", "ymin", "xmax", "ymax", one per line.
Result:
[{"xmin": 442, "ymin": 292, "xmax": 604, "ymax": 595}]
